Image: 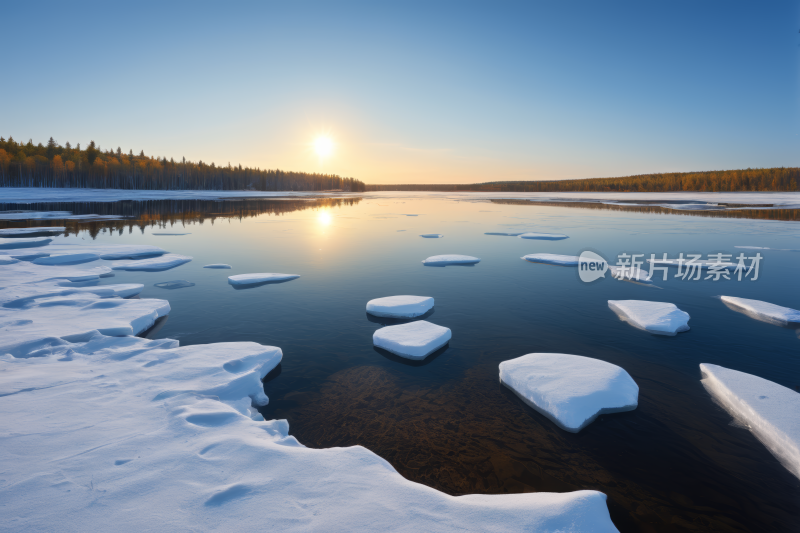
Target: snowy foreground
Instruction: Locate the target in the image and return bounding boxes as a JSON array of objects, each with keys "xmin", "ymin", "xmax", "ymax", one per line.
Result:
[
  {"xmin": 0, "ymin": 239, "xmax": 619, "ymax": 532},
  {"xmin": 700, "ymin": 364, "xmax": 800, "ymax": 481},
  {"xmin": 499, "ymin": 353, "xmax": 638, "ymax": 433}
]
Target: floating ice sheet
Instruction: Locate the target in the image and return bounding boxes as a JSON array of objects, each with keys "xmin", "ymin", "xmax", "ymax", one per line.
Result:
[
  {"xmin": 0, "ymin": 237, "xmax": 53, "ymax": 249},
  {"xmin": 366, "ymin": 296, "xmax": 434, "ymax": 318},
  {"xmin": 154, "ymin": 280, "xmax": 196, "ymax": 290},
  {"xmin": 522, "ymin": 253, "xmax": 579, "ymax": 266},
  {"xmin": 228, "ymin": 273, "xmax": 300, "ymax": 286},
  {"xmin": 373, "ymin": 320, "xmax": 451, "ymax": 360},
  {"xmin": 485, "ymin": 232, "xmax": 525, "ymax": 236},
  {"xmin": 113, "ymin": 254, "xmax": 193, "ymax": 272},
  {"xmin": 700, "ymin": 363, "xmax": 800, "ymax": 480},
  {"xmin": 720, "ymin": 296, "xmax": 800, "ymax": 327},
  {"xmin": 518, "ymin": 232, "xmax": 569, "ymax": 240},
  {"xmin": 152, "ymin": 232, "xmax": 191, "ymax": 236},
  {"xmin": 32, "ymin": 253, "xmax": 99, "ymax": 266},
  {"xmin": 419, "ymin": 234, "xmax": 443, "ymax": 238},
  {"xmin": 608, "ymin": 300, "xmax": 690, "ymax": 336},
  {"xmin": 0, "ymin": 226, "xmax": 65, "ymax": 236},
  {"xmin": 204, "ymin": 264, "xmax": 232, "ymax": 269},
  {"xmin": 422, "ymin": 254, "xmax": 480, "ymax": 266},
  {"xmin": 499, "ymin": 353, "xmax": 638, "ymax": 432}
]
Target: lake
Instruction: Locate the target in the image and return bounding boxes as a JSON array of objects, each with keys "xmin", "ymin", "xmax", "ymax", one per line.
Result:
[{"xmin": 4, "ymin": 193, "xmax": 799, "ymax": 532}]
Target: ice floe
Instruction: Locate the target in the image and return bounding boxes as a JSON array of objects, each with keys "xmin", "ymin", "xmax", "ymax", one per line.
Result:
[
  {"xmin": 0, "ymin": 237, "xmax": 52, "ymax": 249},
  {"xmin": 499, "ymin": 353, "xmax": 638, "ymax": 432},
  {"xmin": 155, "ymin": 280, "xmax": 196, "ymax": 290},
  {"xmin": 152, "ymin": 232, "xmax": 191, "ymax": 236},
  {"xmin": 720, "ymin": 296, "xmax": 800, "ymax": 327},
  {"xmin": 0, "ymin": 261, "xmax": 113, "ymax": 285},
  {"xmin": 419, "ymin": 234, "xmax": 443, "ymax": 238},
  {"xmin": 700, "ymin": 363, "xmax": 800, "ymax": 480},
  {"xmin": 0, "ymin": 243, "xmax": 167, "ymax": 261},
  {"xmin": 646, "ymin": 257, "xmax": 736, "ymax": 270},
  {"xmin": 228, "ymin": 273, "xmax": 301, "ymax": 286},
  {"xmin": 112, "ymin": 254, "xmax": 193, "ymax": 272},
  {"xmin": 608, "ymin": 265, "xmax": 655, "ymax": 286},
  {"xmin": 32, "ymin": 253, "xmax": 99, "ymax": 266},
  {"xmin": 366, "ymin": 296, "xmax": 434, "ymax": 318},
  {"xmin": 522, "ymin": 253, "xmax": 579, "ymax": 266},
  {"xmin": 518, "ymin": 232, "xmax": 569, "ymax": 240},
  {"xmin": 204, "ymin": 264, "xmax": 232, "ymax": 269},
  {"xmin": 0, "ymin": 226, "xmax": 65, "ymax": 236},
  {"xmin": 373, "ymin": 320, "xmax": 451, "ymax": 360},
  {"xmin": 422, "ymin": 254, "xmax": 480, "ymax": 266},
  {"xmin": 608, "ymin": 300, "xmax": 690, "ymax": 335},
  {"xmin": 485, "ymin": 232, "xmax": 525, "ymax": 236},
  {"xmin": 0, "ymin": 211, "xmax": 124, "ymax": 220}
]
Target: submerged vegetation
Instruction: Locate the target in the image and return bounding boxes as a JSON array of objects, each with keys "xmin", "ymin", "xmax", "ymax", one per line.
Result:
[
  {"xmin": 0, "ymin": 136, "xmax": 366, "ymax": 192},
  {"xmin": 367, "ymin": 167, "xmax": 800, "ymax": 193}
]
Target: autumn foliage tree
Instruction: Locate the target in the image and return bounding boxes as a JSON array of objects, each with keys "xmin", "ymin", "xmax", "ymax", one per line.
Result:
[{"xmin": 0, "ymin": 136, "xmax": 366, "ymax": 192}]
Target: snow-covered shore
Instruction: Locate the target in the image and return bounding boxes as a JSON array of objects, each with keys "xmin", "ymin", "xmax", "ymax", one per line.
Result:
[{"xmin": 0, "ymin": 238, "xmax": 619, "ymax": 532}]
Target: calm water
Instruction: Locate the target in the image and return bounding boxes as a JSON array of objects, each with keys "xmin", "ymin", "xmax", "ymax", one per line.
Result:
[{"xmin": 6, "ymin": 195, "xmax": 800, "ymax": 532}]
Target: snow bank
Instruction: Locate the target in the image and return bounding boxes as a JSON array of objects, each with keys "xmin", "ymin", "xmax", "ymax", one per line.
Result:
[
  {"xmin": 499, "ymin": 353, "xmax": 638, "ymax": 432},
  {"xmin": 0, "ymin": 226, "xmax": 65, "ymax": 236},
  {"xmin": 373, "ymin": 320, "xmax": 451, "ymax": 360},
  {"xmin": 422, "ymin": 254, "xmax": 480, "ymax": 266},
  {"xmin": 204, "ymin": 264, "xmax": 232, "ymax": 269},
  {"xmin": 420, "ymin": 234, "xmax": 443, "ymax": 238},
  {"xmin": 720, "ymin": 296, "xmax": 800, "ymax": 327},
  {"xmin": 0, "ymin": 237, "xmax": 52, "ymax": 249},
  {"xmin": 366, "ymin": 296, "xmax": 434, "ymax": 318},
  {"xmin": 518, "ymin": 232, "xmax": 568, "ymax": 240},
  {"xmin": 608, "ymin": 300, "xmax": 690, "ymax": 336},
  {"xmin": 113, "ymin": 254, "xmax": 192, "ymax": 272},
  {"xmin": 521, "ymin": 253, "xmax": 579, "ymax": 266},
  {"xmin": 228, "ymin": 273, "xmax": 301, "ymax": 286},
  {"xmin": 0, "ymin": 235, "xmax": 620, "ymax": 533},
  {"xmin": 32, "ymin": 253, "xmax": 99, "ymax": 266},
  {"xmin": 700, "ymin": 364, "xmax": 800, "ymax": 480}
]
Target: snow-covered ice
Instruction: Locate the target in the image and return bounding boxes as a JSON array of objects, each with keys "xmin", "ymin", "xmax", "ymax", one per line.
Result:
[
  {"xmin": 522, "ymin": 253, "xmax": 579, "ymax": 266},
  {"xmin": 499, "ymin": 353, "xmax": 639, "ymax": 432},
  {"xmin": 608, "ymin": 265, "xmax": 655, "ymax": 286},
  {"xmin": 720, "ymin": 296, "xmax": 800, "ymax": 327},
  {"xmin": 646, "ymin": 257, "xmax": 736, "ymax": 270},
  {"xmin": 0, "ymin": 243, "xmax": 167, "ymax": 261},
  {"xmin": 0, "ymin": 236, "xmax": 618, "ymax": 532},
  {"xmin": 32, "ymin": 253, "xmax": 99, "ymax": 266},
  {"xmin": 518, "ymin": 232, "xmax": 569, "ymax": 240},
  {"xmin": 204, "ymin": 264, "xmax": 232, "ymax": 269},
  {"xmin": 422, "ymin": 254, "xmax": 480, "ymax": 266},
  {"xmin": 420, "ymin": 234, "xmax": 443, "ymax": 238},
  {"xmin": 0, "ymin": 237, "xmax": 52, "ymax": 249},
  {"xmin": 0, "ymin": 226, "xmax": 65, "ymax": 236},
  {"xmin": 228, "ymin": 273, "xmax": 301, "ymax": 286},
  {"xmin": 112, "ymin": 254, "xmax": 193, "ymax": 272},
  {"xmin": 700, "ymin": 363, "xmax": 800, "ymax": 480},
  {"xmin": 373, "ymin": 320, "xmax": 451, "ymax": 360},
  {"xmin": 485, "ymin": 232, "xmax": 525, "ymax": 236},
  {"xmin": 608, "ymin": 300, "xmax": 690, "ymax": 336},
  {"xmin": 0, "ymin": 211, "xmax": 124, "ymax": 220},
  {"xmin": 155, "ymin": 280, "xmax": 196, "ymax": 290},
  {"xmin": 366, "ymin": 296, "xmax": 434, "ymax": 318}
]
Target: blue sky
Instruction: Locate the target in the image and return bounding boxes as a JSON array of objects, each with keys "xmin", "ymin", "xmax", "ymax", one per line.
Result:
[{"xmin": 2, "ymin": 1, "xmax": 798, "ymax": 183}]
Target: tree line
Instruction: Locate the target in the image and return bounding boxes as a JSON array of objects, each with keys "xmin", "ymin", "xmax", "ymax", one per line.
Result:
[
  {"xmin": 366, "ymin": 167, "xmax": 800, "ymax": 193},
  {"xmin": 0, "ymin": 136, "xmax": 366, "ymax": 192}
]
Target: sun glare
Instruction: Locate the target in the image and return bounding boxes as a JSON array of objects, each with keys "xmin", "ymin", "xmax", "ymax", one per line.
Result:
[
  {"xmin": 314, "ymin": 136, "xmax": 334, "ymax": 158},
  {"xmin": 318, "ymin": 211, "xmax": 332, "ymax": 225}
]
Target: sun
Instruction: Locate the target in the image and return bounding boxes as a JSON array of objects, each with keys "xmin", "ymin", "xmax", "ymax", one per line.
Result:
[
  {"xmin": 318, "ymin": 211, "xmax": 332, "ymax": 225},
  {"xmin": 314, "ymin": 136, "xmax": 334, "ymax": 158}
]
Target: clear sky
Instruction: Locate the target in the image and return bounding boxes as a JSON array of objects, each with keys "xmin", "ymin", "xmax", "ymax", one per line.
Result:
[{"xmin": 3, "ymin": 1, "xmax": 798, "ymax": 184}]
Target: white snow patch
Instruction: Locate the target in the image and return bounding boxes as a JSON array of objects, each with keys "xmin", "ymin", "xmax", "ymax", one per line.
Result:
[
  {"xmin": 499, "ymin": 353, "xmax": 638, "ymax": 432},
  {"xmin": 204, "ymin": 264, "xmax": 232, "ymax": 269},
  {"xmin": 32, "ymin": 253, "xmax": 99, "ymax": 266},
  {"xmin": 700, "ymin": 363, "xmax": 800, "ymax": 480},
  {"xmin": 373, "ymin": 320, "xmax": 451, "ymax": 360},
  {"xmin": 0, "ymin": 243, "xmax": 167, "ymax": 261},
  {"xmin": 228, "ymin": 273, "xmax": 300, "ymax": 286},
  {"xmin": 422, "ymin": 254, "xmax": 480, "ymax": 265},
  {"xmin": 113, "ymin": 254, "xmax": 193, "ymax": 272},
  {"xmin": 0, "ymin": 237, "xmax": 52, "ymax": 249},
  {"xmin": 0, "ymin": 262, "xmax": 113, "ymax": 285},
  {"xmin": 517, "ymin": 232, "xmax": 568, "ymax": 240},
  {"xmin": 522, "ymin": 253, "xmax": 579, "ymax": 266},
  {"xmin": 0, "ymin": 226, "xmax": 65, "ymax": 236},
  {"xmin": 720, "ymin": 296, "xmax": 800, "ymax": 327},
  {"xmin": 366, "ymin": 296, "xmax": 434, "ymax": 318},
  {"xmin": 608, "ymin": 300, "xmax": 690, "ymax": 336}
]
